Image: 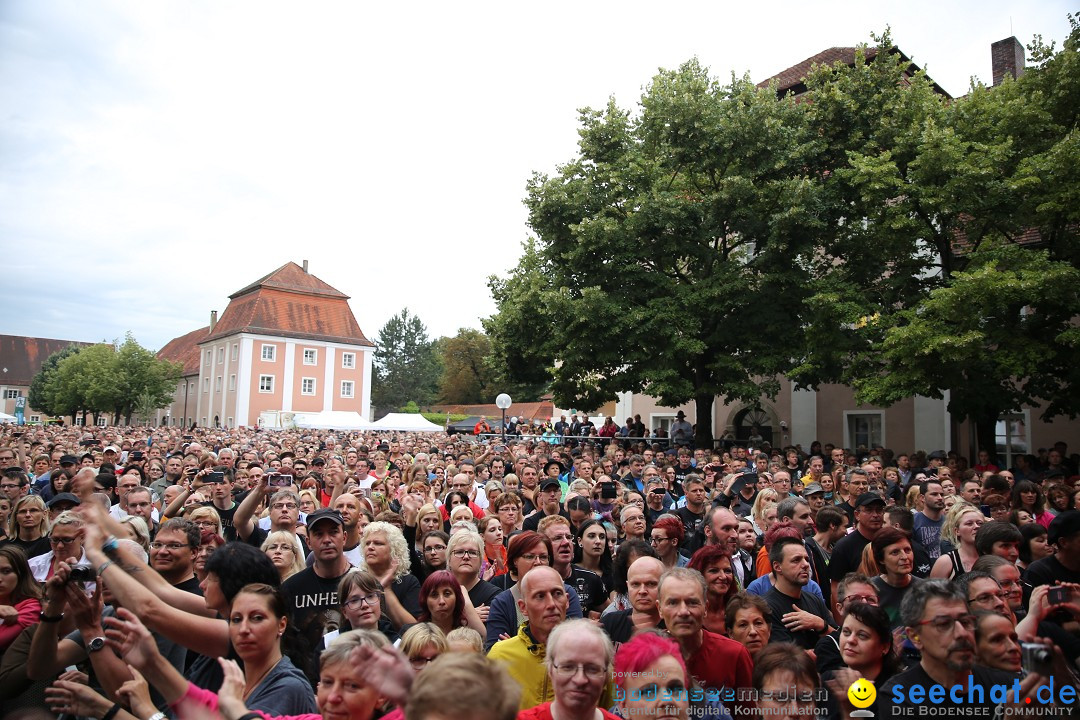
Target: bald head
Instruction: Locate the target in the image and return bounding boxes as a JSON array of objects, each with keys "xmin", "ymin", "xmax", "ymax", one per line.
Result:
[{"xmin": 520, "ymin": 564, "xmax": 562, "ymax": 597}]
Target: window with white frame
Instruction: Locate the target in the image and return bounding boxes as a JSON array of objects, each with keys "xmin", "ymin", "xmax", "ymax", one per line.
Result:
[
  {"xmin": 30, "ymin": 415, "xmax": 40, "ymax": 422},
  {"xmin": 261, "ymin": 345, "xmax": 276, "ymax": 361},
  {"xmin": 259, "ymin": 375, "xmax": 274, "ymax": 393},
  {"xmin": 217, "ymin": 347, "xmax": 225, "ymax": 364},
  {"xmin": 227, "ymin": 417, "xmax": 234, "ymax": 428},
  {"xmin": 303, "ymin": 348, "xmax": 317, "ymax": 365},
  {"xmin": 201, "ymin": 417, "xmax": 207, "ymax": 426},
  {"xmin": 845, "ymin": 412, "xmax": 884, "ymax": 451},
  {"xmin": 228, "ymin": 374, "xmax": 236, "ymax": 391},
  {"xmin": 189, "ymin": 382, "xmax": 195, "ymax": 394},
  {"xmin": 203, "ymin": 378, "xmax": 210, "ymax": 392},
  {"xmin": 650, "ymin": 414, "xmax": 676, "ymax": 434},
  {"xmin": 342, "ymin": 352, "xmax": 356, "ymax": 369},
  {"xmin": 341, "ymin": 380, "xmax": 355, "ymax": 398},
  {"xmin": 301, "ymin": 377, "xmax": 316, "ymax": 395},
  {"xmin": 74, "ymin": 416, "xmax": 84, "ymax": 426},
  {"xmin": 215, "ymin": 376, "xmax": 222, "ymax": 392},
  {"xmin": 97, "ymin": 416, "xmax": 107, "ymax": 427},
  {"xmin": 995, "ymin": 412, "xmax": 1029, "ymax": 469},
  {"xmin": 4, "ymin": 389, "xmax": 19, "ymax": 399},
  {"xmin": 231, "ymin": 344, "xmax": 239, "ymax": 361}
]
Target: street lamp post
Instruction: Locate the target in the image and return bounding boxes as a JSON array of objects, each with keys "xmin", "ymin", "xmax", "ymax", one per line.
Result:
[{"xmin": 495, "ymin": 393, "xmax": 512, "ymax": 443}]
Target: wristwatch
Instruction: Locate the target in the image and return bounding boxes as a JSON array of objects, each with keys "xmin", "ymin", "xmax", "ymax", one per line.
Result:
[{"xmin": 87, "ymin": 636, "xmax": 107, "ymax": 653}]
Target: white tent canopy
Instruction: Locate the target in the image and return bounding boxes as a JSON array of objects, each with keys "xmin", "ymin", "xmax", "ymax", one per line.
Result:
[
  {"xmin": 370, "ymin": 413, "xmax": 443, "ymax": 432},
  {"xmin": 0, "ymin": 411, "xmax": 17, "ymax": 422},
  {"xmin": 292, "ymin": 411, "xmax": 373, "ymax": 430}
]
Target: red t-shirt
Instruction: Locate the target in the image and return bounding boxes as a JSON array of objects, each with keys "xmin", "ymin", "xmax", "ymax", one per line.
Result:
[
  {"xmin": 686, "ymin": 629, "xmax": 754, "ymax": 714},
  {"xmin": 518, "ymin": 702, "xmax": 621, "ymax": 720}
]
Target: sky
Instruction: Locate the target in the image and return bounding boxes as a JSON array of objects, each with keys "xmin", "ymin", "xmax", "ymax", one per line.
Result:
[{"xmin": 1, "ymin": 0, "xmax": 1074, "ymax": 352}]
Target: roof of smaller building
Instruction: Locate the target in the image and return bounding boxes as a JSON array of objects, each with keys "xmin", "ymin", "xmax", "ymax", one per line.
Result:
[
  {"xmin": 157, "ymin": 326, "xmax": 210, "ymax": 377},
  {"xmin": 229, "ymin": 261, "xmax": 348, "ymax": 300},
  {"xmin": 431, "ymin": 400, "xmax": 555, "ymax": 423},
  {"xmin": 0, "ymin": 335, "xmax": 92, "ymax": 386}
]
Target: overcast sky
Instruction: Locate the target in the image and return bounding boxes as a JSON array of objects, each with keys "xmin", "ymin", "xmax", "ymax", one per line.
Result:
[{"xmin": 1, "ymin": 1, "xmax": 1073, "ymax": 352}]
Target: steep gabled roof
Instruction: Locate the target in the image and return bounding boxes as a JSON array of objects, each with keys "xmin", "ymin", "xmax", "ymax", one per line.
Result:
[
  {"xmin": 758, "ymin": 45, "xmax": 951, "ymax": 99},
  {"xmin": 204, "ymin": 263, "xmax": 372, "ymax": 346},
  {"xmin": 0, "ymin": 335, "xmax": 92, "ymax": 386},
  {"xmin": 157, "ymin": 326, "xmax": 209, "ymax": 376}
]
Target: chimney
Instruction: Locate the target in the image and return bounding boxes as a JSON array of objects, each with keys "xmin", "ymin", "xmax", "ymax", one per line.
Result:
[
  {"xmin": 210, "ymin": 310, "xmax": 218, "ymax": 333},
  {"xmin": 302, "ymin": 260, "xmax": 309, "ymax": 273},
  {"xmin": 991, "ymin": 36, "xmax": 1025, "ymax": 86}
]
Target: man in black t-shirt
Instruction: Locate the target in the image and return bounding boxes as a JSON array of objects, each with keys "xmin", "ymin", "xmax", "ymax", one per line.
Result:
[
  {"xmin": 674, "ymin": 475, "xmax": 708, "ymax": 542},
  {"xmin": 764, "ymin": 537, "xmax": 834, "ymax": 649},
  {"xmin": 281, "ymin": 509, "xmax": 352, "ymax": 684},
  {"xmin": 879, "ymin": 579, "xmax": 1042, "ymax": 717},
  {"xmin": 541, "ymin": 516, "xmax": 606, "ymax": 615},
  {"xmin": 1024, "ymin": 510, "xmax": 1080, "ymax": 588},
  {"xmin": 828, "ymin": 492, "xmax": 886, "ymax": 608}
]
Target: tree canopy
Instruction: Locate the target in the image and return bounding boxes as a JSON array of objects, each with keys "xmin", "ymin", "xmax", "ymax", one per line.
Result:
[
  {"xmin": 29, "ymin": 334, "xmax": 181, "ymax": 424},
  {"xmin": 489, "ymin": 19, "xmax": 1080, "ymax": 451},
  {"xmin": 371, "ymin": 308, "xmax": 441, "ymax": 410}
]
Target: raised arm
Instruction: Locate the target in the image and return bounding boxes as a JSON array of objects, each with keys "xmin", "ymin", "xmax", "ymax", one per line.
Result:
[
  {"xmin": 85, "ymin": 532, "xmax": 230, "ymax": 658},
  {"xmin": 232, "ymin": 475, "xmax": 270, "ymax": 542}
]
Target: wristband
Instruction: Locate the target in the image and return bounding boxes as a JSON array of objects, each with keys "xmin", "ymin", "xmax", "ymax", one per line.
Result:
[
  {"xmin": 236, "ymin": 713, "xmax": 262, "ymax": 720},
  {"xmin": 101, "ymin": 536, "xmax": 120, "ymax": 556},
  {"xmin": 39, "ymin": 611, "xmax": 64, "ymax": 623},
  {"xmin": 101, "ymin": 703, "xmax": 122, "ymax": 720},
  {"xmin": 97, "ymin": 560, "xmax": 114, "ymax": 575},
  {"xmin": 145, "ymin": 713, "xmax": 167, "ymax": 720}
]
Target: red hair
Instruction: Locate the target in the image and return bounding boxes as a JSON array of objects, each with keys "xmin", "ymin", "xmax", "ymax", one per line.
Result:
[
  {"xmin": 688, "ymin": 544, "xmax": 738, "ymax": 609},
  {"xmin": 417, "ymin": 570, "xmax": 466, "ymax": 629},
  {"xmin": 614, "ymin": 632, "xmax": 688, "ymax": 686},
  {"xmin": 651, "ymin": 516, "xmax": 685, "ymax": 545}
]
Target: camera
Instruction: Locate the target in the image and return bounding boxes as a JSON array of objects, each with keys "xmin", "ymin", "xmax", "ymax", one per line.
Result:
[
  {"xmin": 1047, "ymin": 586, "xmax": 1070, "ymax": 606},
  {"xmin": 267, "ymin": 473, "xmax": 293, "ymax": 488},
  {"xmin": 599, "ymin": 482, "xmax": 617, "ymax": 500},
  {"xmin": 68, "ymin": 565, "xmax": 97, "ymax": 584},
  {"xmin": 206, "ymin": 471, "xmax": 226, "ymax": 484},
  {"xmin": 1021, "ymin": 643, "xmax": 1053, "ymax": 676}
]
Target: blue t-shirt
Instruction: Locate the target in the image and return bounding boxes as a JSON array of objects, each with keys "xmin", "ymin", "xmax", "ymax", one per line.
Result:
[{"xmin": 912, "ymin": 512, "xmax": 944, "ymax": 558}]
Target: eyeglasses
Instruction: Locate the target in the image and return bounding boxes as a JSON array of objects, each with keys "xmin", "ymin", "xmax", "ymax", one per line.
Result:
[
  {"xmin": 551, "ymin": 662, "xmax": 607, "ymax": 679},
  {"xmin": 520, "ymin": 553, "xmax": 549, "ymax": 564},
  {"xmin": 0, "ymin": 483, "xmax": 23, "ymax": 491},
  {"xmin": 271, "ymin": 503, "xmax": 298, "ymax": 510},
  {"xmin": 409, "ymin": 656, "xmax": 439, "ymax": 669},
  {"xmin": 425, "ymin": 545, "xmax": 447, "ymax": 553},
  {"xmin": 150, "ymin": 542, "xmax": 190, "ymax": 551},
  {"xmin": 842, "ymin": 594, "xmax": 879, "ymax": 606},
  {"xmin": 50, "ymin": 536, "xmax": 79, "ymax": 546},
  {"xmin": 916, "ymin": 614, "xmax": 977, "ymax": 632},
  {"xmin": 649, "ymin": 536, "xmax": 672, "ymax": 545},
  {"xmin": 970, "ymin": 591, "xmax": 1009, "ymax": 605},
  {"xmin": 451, "ymin": 549, "xmax": 480, "ymax": 559},
  {"xmin": 343, "ymin": 592, "xmax": 380, "ymax": 609}
]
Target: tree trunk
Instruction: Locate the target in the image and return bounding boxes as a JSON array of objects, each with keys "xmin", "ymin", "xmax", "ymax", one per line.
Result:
[
  {"xmin": 973, "ymin": 411, "xmax": 999, "ymax": 465},
  {"xmin": 694, "ymin": 394, "xmax": 715, "ymax": 449}
]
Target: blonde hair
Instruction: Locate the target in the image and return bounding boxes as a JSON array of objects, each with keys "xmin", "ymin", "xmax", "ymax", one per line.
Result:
[
  {"xmin": 298, "ymin": 488, "xmax": 322, "ymax": 511},
  {"xmin": 445, "ymin": 626, "xmax": 483, "ymax": 653},
  {"xmin": 361, "ymin": 522, "xmax": 411, "ymax": 579},
  {"xmin": 941, "ymin": 501, "xmax": 982, "ymax": 547},
  {"xmin": 751, "ymin": 488, "xmax": 779, "ymax": 525},
  {"xmin": 399, "ymin": 622, "xmax": 448, "ymax": 658},
  {"xmin": 186, "ymin": 506, "xmax": 223, "ymax": 537},
  {"xmin": 260, "ymin": 530, "xmax": 306, "ymax": 580}
]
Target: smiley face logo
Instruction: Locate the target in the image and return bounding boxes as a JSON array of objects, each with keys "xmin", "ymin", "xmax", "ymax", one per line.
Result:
[{"xmin": 847, "ymin": 678, "xmax": 876, "ymax": 709}]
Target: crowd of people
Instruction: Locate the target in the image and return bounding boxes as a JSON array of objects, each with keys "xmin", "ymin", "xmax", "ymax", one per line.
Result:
[{"xmin": 0, "ymin": 423, "xmax": 1078, "ymax": 720}]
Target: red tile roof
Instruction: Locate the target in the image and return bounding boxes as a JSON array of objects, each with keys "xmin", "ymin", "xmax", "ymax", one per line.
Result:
[
  {"xmin": 758, "ymin": 45, "xmax": 951, "ymax": 99},
  {"xmin": 0, "ymin": 335, "xmax": 92, "ymax": 386},
  {"xmin": 205, "ymin": 262, "xmax": 372, "ymax": 346},
  {"xmin": 157, "ymin": 326, "xmax": 209, "ymax": 376}
]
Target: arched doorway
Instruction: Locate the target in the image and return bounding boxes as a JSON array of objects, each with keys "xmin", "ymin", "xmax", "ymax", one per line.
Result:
[{"xmin": 730, "ymin": 405, "xmax": 779, "ymax": 447}]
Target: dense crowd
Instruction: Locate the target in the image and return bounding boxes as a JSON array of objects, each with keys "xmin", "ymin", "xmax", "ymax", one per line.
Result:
[{"xmin": 0, "ymin": 423, "xmax": 1078, "ymax": 720}]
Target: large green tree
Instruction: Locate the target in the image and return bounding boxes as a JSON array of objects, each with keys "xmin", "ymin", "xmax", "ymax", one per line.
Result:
[
  {"xmin": 28, "ymin": 344, "xmax": 83, "ymax": 417},
  {"xmin": 438, "ymin": 328, "xmax": 496, "ymax": 404},
  {"xmin": 492, "ymin": 60, "xmax": 824, "ymax": 446},
  {"xmin": 796, "ymin": 24, "xmax": 1080, "ymax": 453},
  {"xmin": 371, "ymin": 308, "xmax": 441, "ymax": 410}
]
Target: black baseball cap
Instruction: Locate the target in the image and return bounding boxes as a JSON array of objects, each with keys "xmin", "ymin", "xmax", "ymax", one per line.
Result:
[
  {"xmin": 59, "ymin": 454, "xmax": 79, "ymax": 466},
  {"xmin": 855, "ymin": 492, "xmax": 887, "ymax": 508},
  {"xmin": 48, "ymin": 492, "xmax": 82, "ymax": 509},
  {"xmin": 306, "ymin": 508, "xmax": 344, "ymax": 529},
  {"xmin": 540, "ymin": 478, "xmax": 562, "ymax": 492}
]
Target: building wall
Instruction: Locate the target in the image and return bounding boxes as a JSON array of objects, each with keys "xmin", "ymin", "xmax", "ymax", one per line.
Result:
[
  {"xmin": 245, "ymin": 338, "xmax": 286, "ymax": 425},
  {"xmin": 291, "ymin": 342, "xmax": 325, "ymax": 413}
]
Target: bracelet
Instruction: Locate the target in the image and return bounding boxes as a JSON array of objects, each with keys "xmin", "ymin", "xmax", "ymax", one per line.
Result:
[
  {"xmin": 39, "ymin": 611, "xmax": 64, "ymax": 623},
  {"xmin": 145, "ymin": 713, "xmax": 167, "ymax": 720},
  {"xmin": 101, "ymin": 703, "xmax": 122, "ymax": 720},
  {"xmin": 236, "ymin": 713, "xmax": 262, "ymax": 720},
  {"xmin": 97, "ymin": 560, "xmax": 114, "ymax": 575}
]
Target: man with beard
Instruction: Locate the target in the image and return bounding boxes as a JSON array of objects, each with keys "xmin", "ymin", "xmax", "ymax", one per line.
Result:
[
  {"xmin": 523, "ymin": 478, "xmax": 568, "ymax": 532},
  {"xmin": 829, "ymin": 493, "xmax": 886, "ymax": 607},
  {"xmin": 880, "ymin": 580, "xmax": 1042, "ymax": 713},
  {"xmin": 913, "ymin": 480, "xmax": 946, "ymax": 559},
  {"xmin": 541, "ymin": 516, "xmax": 606, "ymax": 617},
  {"xmin": 150, "ymin": 454, "xmax": 184, "ymax": 501},
  {"xmin": 764, "ymin": 537, "xmax": 834, "ymax": 649}
]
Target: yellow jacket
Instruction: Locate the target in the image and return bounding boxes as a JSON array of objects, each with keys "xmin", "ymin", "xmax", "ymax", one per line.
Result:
[{"xmin": 487, "ymin": 624, "xmax": 551, "ymax": 710}]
